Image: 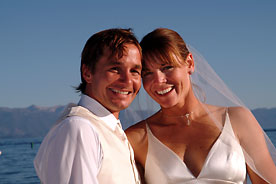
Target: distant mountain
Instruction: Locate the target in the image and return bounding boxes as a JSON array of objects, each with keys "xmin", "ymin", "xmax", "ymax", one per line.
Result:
[
  {"xmin": 0, "ymin": 105, "xmax": 275, "ymax": 139},
  {"xmin": 252, "ymin": 107, "xmax": 276, "ymax": 130},
  {"xmin": 0, "ymin": 105, "xmax": 65, "ymax": 139}
]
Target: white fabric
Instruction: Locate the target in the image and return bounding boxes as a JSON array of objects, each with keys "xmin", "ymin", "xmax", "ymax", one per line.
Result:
[
  {"xmin": 65, "ymin": 105, "xmax": 140, "ymax": 184},
  {"xmin": 144, "ymin": 112, "xmax": 246, "ymax": 184},
  {"xmin": 127, "ymin": 45, "xmax": 276, "ymax": 182},
  {"xmin": 34, "ymin": 95, "xmax": 122, "ymax": 184},
  {"xmin": 189, "ymin": 46, "xmax": 276, "ymax": 182}
]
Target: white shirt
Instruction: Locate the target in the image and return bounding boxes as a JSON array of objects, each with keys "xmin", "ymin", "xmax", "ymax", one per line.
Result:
[{"xmin": 34, "ymin": 94, "xmax": 121, "ymax": 184}]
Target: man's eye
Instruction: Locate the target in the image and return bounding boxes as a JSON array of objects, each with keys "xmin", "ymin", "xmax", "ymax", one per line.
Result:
[
  {"xmin": 109, "ymin": 67, "xmax": 119, "ymax": 73},
  {"xmin": 131, "ymin": 69, "xmax": 141, "ymax": 76}
]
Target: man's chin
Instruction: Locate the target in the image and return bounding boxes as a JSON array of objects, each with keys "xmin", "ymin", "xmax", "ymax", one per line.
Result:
[
  {"xmin": 118, "ymin": 104, "xmax": 132, "ymax": 111},
  {"xmin": 111, "ymin": 101, "xmax": 133, "ymax": 111}
]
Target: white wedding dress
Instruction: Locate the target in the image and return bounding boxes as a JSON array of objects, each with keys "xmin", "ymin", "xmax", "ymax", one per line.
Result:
[{"xmin": 144, "ymin": 112, "xmax": 247, "ymax": 184}]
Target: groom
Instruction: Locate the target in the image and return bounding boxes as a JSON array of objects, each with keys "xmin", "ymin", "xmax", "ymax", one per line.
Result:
[{"xmin": 34, "ymin": 28, "xmax": 142, "ymax": 184}]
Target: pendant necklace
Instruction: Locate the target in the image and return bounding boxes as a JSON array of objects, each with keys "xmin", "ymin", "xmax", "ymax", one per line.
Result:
[{"xmin": 160, "ymin": 110, "xmax": 194, "ymax": 126}]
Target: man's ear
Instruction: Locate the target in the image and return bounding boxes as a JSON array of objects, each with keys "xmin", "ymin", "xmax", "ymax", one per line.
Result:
[
  {"xmin": 82, "ymin": 65, "xmax": 93, "ymax": 83},
  {"xmin": 186, "ymin": 53, "xmax": 195, "ymax": 74}
]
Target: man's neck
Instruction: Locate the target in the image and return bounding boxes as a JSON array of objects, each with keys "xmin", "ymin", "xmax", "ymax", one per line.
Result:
[{"xmin": 112, "ymin": 111, "xmax": 120, "ymax": 119}]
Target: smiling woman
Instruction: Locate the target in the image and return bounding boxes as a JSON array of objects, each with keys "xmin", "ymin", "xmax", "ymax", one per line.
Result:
[{"xmin": 125, "ymin": 28, "xmax": 276, "ymax": 184}]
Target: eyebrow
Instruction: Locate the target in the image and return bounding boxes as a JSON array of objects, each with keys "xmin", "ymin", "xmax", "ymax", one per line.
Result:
[
  {"xmin": 108, "ymin": 60, "xmax": 121, "ymax": 65},
  {"xmin": 142, "ymin": 68, "xmax": 150, "ymax": 72},
  {"xmin": 108, "ymin": 60, "xmax": 142, "ymax": 69},
  {"xmin": 134, "ymin": 64, "xmax": 142, "ymax": 70}
]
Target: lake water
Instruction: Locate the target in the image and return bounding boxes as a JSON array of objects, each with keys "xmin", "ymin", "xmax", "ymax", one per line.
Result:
[
  {"xmin": 0, "ymin": 137, "xmax": 42, "ymax": 184},
  {"xmin": 0, "ymin": 132, "xmax": 276, "ymax": 184}
]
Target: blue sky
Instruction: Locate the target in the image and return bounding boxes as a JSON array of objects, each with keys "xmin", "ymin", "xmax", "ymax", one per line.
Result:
[{"xmin": 1, "ymin": 0, "xmax": 275, "ymax": 109}]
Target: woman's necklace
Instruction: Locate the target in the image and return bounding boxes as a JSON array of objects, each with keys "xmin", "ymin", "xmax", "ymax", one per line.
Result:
[{"xmin": 160, "ymin": 110, "xmax": 194, "ymax": 126}]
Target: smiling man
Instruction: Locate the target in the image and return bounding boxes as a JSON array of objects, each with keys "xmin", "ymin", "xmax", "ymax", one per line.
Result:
[{"xmin": 34, "ymin": 28, "xmax": 142, "ymax": 184}]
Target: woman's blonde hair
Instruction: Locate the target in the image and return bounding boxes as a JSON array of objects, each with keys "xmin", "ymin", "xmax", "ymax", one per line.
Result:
[{"xmin": 140, "ymin": 28, "xmax": 190, "ymax": 70}]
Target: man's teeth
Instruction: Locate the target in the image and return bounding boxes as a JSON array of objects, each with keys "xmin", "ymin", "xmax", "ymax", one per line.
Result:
[
  {"xmin": 111, "ymin": 89, "xmax": 129, "ymax": 95},
  {"xmin": 157, "ymin": 87, "xmax": 172, "ymax": 95}
]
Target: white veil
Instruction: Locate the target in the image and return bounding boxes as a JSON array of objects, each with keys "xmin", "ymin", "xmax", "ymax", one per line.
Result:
[
  {"xmin": 120, "ymin": 45, "xmax": 276, "ymax": 183},
  {"xmin": 188, "ymin": 46, "xmax": 276, "ymax": 183}
]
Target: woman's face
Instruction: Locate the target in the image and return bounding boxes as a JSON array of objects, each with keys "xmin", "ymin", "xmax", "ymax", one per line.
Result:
[{"xmin": 142, "ymin": 55, "xmax": 193, "ymax": 109}]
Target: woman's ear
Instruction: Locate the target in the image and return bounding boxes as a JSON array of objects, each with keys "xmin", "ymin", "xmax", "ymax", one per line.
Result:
[
  {"xmin": 186, "ymin": 53, "xmax": 195, "ymax": 74},
  {"xmin": 82, "ymin": 65, "xmax": 93, "ymax": 83}
]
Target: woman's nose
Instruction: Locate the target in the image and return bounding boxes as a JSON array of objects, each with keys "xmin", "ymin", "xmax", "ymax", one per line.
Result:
[{"xmin": 154, "ymin": 71, "xmax": 167, "ymax": 83}]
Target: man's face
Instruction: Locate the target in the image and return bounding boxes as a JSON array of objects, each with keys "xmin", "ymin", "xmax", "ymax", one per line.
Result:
[{"xmin": 84, "ymin": 44, "xmax": 142, "ymax": 116}]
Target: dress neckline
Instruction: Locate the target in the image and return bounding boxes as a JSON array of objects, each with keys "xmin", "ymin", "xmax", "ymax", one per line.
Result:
[{"xmin": 146, "ymin": 111, "xmax": 231, "ymax": 178}]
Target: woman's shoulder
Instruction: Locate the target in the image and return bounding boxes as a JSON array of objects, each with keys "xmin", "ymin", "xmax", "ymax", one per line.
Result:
[
  {"xmin": 126, "ymin": 119, "xmax": 147, "ymax": 132},
  {"xmin": 227, "ymin": 106, "xmax": 261, "ymax": 140},
  {"xmin": 227, "ymin": 106, "xmax": 255, "ymax": 125},
  {"xmin": 228, "ymin": 106, "xmax": 250, "ymax": 114},
  {"xmin": 125, "ymin": 120, "xmax": 147, "ymax": 145}
]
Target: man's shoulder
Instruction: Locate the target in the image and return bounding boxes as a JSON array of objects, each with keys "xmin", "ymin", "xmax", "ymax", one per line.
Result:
[
  {"xmin": 63, "ymin": 105, "xmax": 100, "ymax": 121},
  {"xmin": 58, "ymin": 114, "xmax": 98, "ymax": 135}
]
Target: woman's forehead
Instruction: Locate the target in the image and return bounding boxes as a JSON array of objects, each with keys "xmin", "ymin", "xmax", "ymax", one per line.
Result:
[{"xmin": 143, "ymin": 54, "xmax": 182, "ymax": 69}]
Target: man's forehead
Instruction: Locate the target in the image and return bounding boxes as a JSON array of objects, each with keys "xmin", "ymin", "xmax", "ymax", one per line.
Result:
[
  {"xmin": 101, "ymin": 45, "xmax": 141, "ymax": 67},
  {"xmin": 107, "ymin": 59, "xmax": 142, "ymax": 69},
  {"xmin": 108, "ymin": 59, "xmax": 123, "ymax": 65},
  {"xmin": 105, "ymin": 52, "xmax": 123, "ymax": 64},
  {"xmin": 104, "ymin": 43, "xmax": 140, "ymax": 56},
  {"xmin": 103, "ymin": 48, "xmax": 122, "ymax": 61}
]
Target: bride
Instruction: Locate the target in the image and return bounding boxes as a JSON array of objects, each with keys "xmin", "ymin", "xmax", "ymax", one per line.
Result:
[{"xmin": 125, "ymin": 28, "xmax": 276, "ymax": 183}]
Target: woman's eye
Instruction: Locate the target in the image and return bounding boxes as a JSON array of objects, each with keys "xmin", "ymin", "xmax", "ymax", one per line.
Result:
[
  {"xmin": 142, "ymin": 71, "xmax": 152, "ymax": 78},
  {"xmin": 162, "ymin": 65, "xmax": 174, "ymax": 71}
]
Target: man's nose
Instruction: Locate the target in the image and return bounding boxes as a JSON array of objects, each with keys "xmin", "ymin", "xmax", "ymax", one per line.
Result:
[{"xmin": 119, "ymin": 71, "xmax": 132, "ymax": 84}]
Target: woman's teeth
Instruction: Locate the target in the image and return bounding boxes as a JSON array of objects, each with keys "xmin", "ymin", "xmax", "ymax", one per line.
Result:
[{"xmin": 157, "ymin": 87, "xmax": 172, "ymax": 95}]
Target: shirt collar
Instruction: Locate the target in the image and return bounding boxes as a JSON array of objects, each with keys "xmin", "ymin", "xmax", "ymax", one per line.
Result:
[{"xmin": 78, "ymin": 94, "xmax": 120, "ymax": 131}]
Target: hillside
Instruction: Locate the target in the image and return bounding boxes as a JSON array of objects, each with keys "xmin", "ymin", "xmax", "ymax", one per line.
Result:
[{"xmin": 0, "ymin": 105, "xmax": 275, "ymax": 138}]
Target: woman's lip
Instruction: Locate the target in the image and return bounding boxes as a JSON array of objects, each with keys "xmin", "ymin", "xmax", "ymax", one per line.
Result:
[{"xmin": 156, "ymin": 87, "xmax": 173, "ymax": 95}]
